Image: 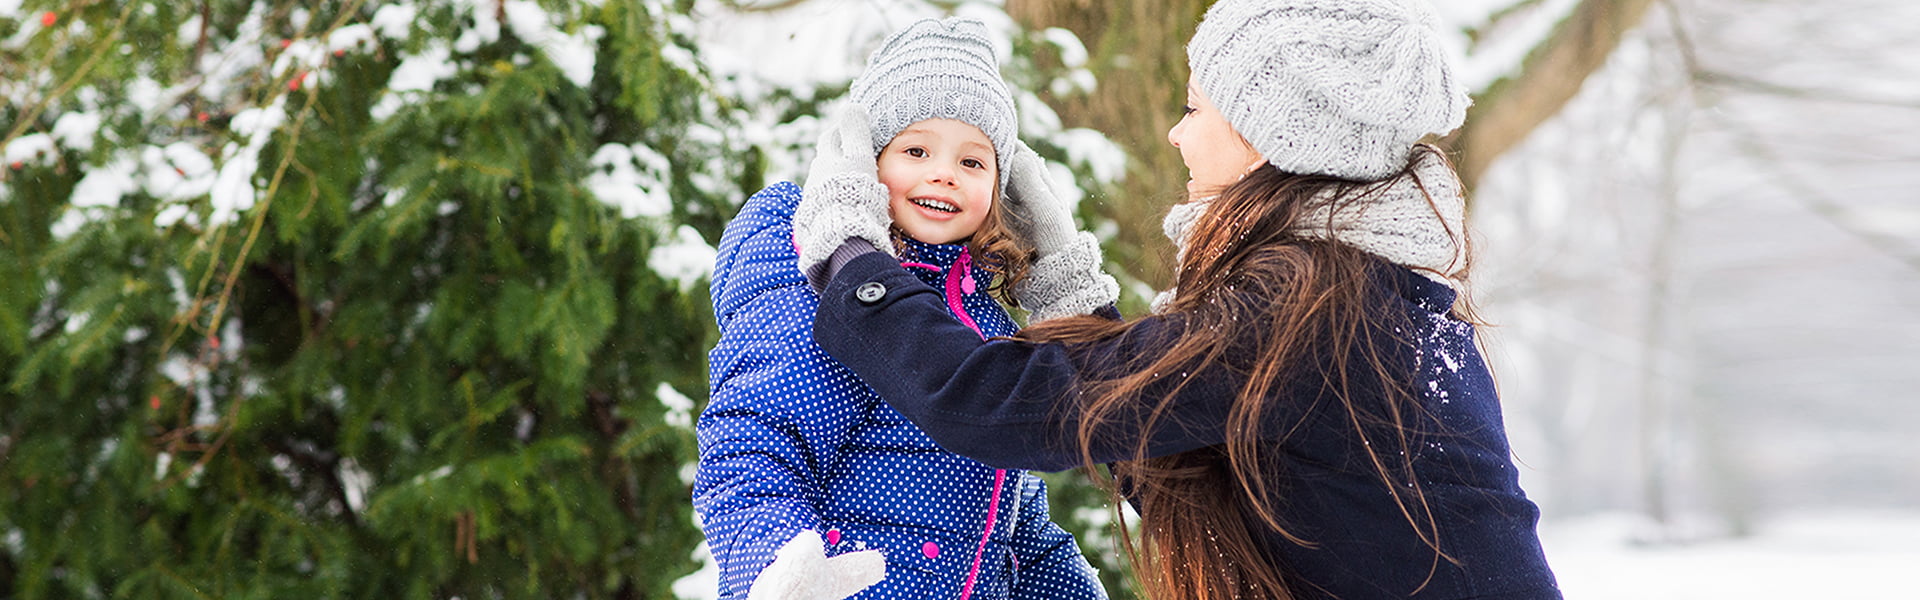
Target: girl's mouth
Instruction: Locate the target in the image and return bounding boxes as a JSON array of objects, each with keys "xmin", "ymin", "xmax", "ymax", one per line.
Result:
[{"xmin": 910, "ymin": 197, "xmax": 959, "ymax": 213}]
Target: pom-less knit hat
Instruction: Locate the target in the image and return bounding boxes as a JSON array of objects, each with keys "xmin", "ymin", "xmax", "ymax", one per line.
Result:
[
  {"xmin": 1187, "ymin": 0, "xmax": 1470, "ymax": 181},
  {"xmin": 847, "ymin": 17, "xmax": 1019, "ymax": 185}
]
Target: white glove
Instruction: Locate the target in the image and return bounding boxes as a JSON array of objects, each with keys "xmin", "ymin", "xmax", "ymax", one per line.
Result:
[
  {"xmin": 1002, "ymin": 141, "xmax": 1119, "ymax": 322},
  {"xmin": 747, "ymin": 530, "xmax": 886, "ymax": 600},
  {"xmin": 794, "ymin": 104, "xmax": 895, "ymax": 286}
]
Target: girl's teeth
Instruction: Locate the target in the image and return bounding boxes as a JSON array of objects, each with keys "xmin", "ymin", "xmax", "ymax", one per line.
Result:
[{"xmin": 914, "ymin": 198, "xmax": 957, "ymax": 212}]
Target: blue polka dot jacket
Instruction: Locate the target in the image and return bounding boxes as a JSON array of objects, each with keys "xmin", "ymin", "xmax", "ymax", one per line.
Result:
[{"xmin": 695, "ymin": 182, "xmax": 1107, "ymax": 600}]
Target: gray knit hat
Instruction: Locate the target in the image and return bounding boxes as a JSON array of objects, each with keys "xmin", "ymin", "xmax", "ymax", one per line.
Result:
[
  {"xmin": 848, "ymin": 17, "xmax": 1018, "ymax": 185},
  {"xmin": 1187, "ymin": 0, "xmax": 1469, "ymax": 181}
]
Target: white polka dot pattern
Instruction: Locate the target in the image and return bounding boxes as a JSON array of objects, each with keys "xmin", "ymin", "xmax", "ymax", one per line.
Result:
[{"xmin": 695, "ymin": 182, "xmax": 1107, "ymax": 600}]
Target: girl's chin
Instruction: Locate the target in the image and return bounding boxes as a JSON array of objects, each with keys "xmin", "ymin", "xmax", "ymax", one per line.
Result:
[{"xmin": 897, "ymin": 223, "xmax": 968, "ymax": 245}]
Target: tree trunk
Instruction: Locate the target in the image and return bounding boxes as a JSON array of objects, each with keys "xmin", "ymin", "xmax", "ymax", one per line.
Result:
[
  {"xmin": 1007, "ymin": 0, "xmax": 1213, "ymax": 289},
  {"xmin": 1011, "ymin": 0, "xmax": 1661, "ymax": 285},
  {"xmin": 1445, "ymin": 0, "xmax": 1661, "ymax": 189}
]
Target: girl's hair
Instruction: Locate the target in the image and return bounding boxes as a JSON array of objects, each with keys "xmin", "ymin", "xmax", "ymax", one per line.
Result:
[
  {"xmin": 1018, "ymin": 144, "xmax": 1473, "ymax": 600},
  {"xmin": 967, "ymin": 182, "xmax": 1035, "ymax": 307},
  {"xmin": 891, "ymin": 179, "xmax": 1035, "ymax": 307}
]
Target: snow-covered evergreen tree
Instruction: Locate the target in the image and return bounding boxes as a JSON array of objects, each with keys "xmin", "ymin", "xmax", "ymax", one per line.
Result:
[{"xmin": 2, "ymin": 1, "xmax": 749, "ymax": 597}]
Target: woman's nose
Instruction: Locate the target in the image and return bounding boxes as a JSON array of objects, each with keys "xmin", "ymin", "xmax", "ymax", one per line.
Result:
[{"xmin": 1167, "ymin": 122, "xmax": 1182, "ymax": 148}]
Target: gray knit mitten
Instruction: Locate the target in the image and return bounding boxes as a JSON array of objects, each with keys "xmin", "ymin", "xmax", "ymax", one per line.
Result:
[
  {"xmin": 795, "ymin": 105, "xmax": 895, "ymax": 287},
  {"xmin": 1003, "ymin": 141, "xmax": 1119, "ymax": 322}
]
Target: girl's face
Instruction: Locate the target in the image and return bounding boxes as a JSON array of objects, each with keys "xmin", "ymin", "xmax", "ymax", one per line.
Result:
[
  {"xmin": 1167, "ymin": 78, "xmax": 1265, "ymax": 199},
  {"xmin": 877, "ymin": 118, "xmax": 997, "ymax": 245}
]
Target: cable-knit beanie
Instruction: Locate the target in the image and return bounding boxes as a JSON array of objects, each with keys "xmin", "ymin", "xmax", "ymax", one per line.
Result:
[
  {"xmin": 848, "ymin": 17, "xmax": 1019, "ymax": 185},
  {"xmin": 1187, "ymin": 0, "xmax": 1469, "ymax": 181}
]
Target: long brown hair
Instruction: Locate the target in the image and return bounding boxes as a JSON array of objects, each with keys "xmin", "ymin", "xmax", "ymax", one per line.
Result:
[{"xmin": 1019, "ymin": 145, "xmax": 1472, "ymax": 599}]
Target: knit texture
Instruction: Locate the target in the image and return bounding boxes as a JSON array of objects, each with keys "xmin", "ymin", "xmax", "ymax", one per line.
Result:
[
  {"xmin": 1001, "ymin": 141, "xmax": 1119, "ymax": 322},
  {"xmin": 1153, "ymin": 152, "xmax": 1466, "ymax": 312},
  {"xmin": 1293, "ymin": 150, "xmax": 1467, "ymax": 281},
  {"xmin": 1017, "ymin": 231, "xmax": 1120, "ymax": 323},
  {"xmin": 848, "ymin": 17, "xmax": 1018, "ymax": 185},
  {"xmin": 1187, "ymin": 0, "xmax": 1469, "ymax": 180},
  {"xmin": 796, "ymin": 105, "xmax": 895, "ymax": 279}
]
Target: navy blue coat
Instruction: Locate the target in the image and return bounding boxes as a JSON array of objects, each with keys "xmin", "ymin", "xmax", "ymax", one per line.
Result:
[
  {"xmin": 813, "ymin": 249, "xmax": 1562, "ymax": 600},
  {"xmin": 695, "ymin": 182, "xmax": 1106, "ymax": 600}
]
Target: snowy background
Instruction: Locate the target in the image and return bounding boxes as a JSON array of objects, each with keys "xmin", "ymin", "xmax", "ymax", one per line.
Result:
[
  {"xmin": 5, "ymin": 0, "xmax": 1911, "ymax": 596},
  {"xmin": 681, "ymin": 0, "xmax": 1920, "ymax": 598}
]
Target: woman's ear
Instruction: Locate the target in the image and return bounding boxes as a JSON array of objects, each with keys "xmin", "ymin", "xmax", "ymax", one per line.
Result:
[{"xmin": 1235, "ymin": 158, "xmax": 1268, "ymax": 184}]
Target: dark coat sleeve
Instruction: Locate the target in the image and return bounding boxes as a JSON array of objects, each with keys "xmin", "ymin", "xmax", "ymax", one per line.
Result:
[{"xmin": 814, "ymin": 252, "xmax": 1273, "ymax": 472}]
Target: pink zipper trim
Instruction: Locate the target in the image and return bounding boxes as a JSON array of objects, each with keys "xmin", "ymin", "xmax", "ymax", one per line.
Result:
[
  {"xmin": 946, "ymin": 249, "xmax": 1001, "ymax": 600},
  {"xmin": 905, "ymin": 250, "xmax": 1004, "ymax": 600},
  {"xmin": 943, "ymin": 251, "xmax": 982, "ymax": 337},
  {"xmin": 960, "ymin": 468, "xmax": 1007, "ymax": 600}
]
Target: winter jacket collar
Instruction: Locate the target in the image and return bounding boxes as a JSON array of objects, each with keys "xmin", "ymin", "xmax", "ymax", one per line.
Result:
[{"xmin": 1377, "ymin": 259, "xmax": 1459, "ymax": 316}]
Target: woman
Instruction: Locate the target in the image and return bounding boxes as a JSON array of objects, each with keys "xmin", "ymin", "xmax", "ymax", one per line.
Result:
[{"xmin": 791, "ymin": 0, "xmax": 1560, "ymax": 598}]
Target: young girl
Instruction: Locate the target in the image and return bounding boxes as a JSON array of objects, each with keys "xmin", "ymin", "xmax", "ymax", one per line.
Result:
[
  {"xmin": 800, "ymin": 1, "xmax": 1562, "ymax": 599},
  {"xmin": 694, "ymin": 18, "xmax": 1109, "ymax": 600}
]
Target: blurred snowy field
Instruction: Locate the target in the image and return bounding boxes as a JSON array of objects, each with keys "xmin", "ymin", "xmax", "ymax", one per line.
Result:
[
  {"xmin": 676, "ymin": 509, "xmax": 1920, "ymax": 600},
  {"xmin": 1542, "ymin": 511, "xmax": 1920, "ymax": 599}
]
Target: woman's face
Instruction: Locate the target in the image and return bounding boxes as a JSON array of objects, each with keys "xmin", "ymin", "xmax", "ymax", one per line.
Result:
[
  {"xmin": 876, "ymin": 118, "xmax": 998, "ymax": 245},
  {"xmin": 1167, "ymin": 79, "xmax": 1265, "ymax": 199}
]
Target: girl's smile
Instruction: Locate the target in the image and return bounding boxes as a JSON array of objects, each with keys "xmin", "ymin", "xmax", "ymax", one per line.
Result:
[{"xmin": 877, "ymin": 118, "xmax": 998, "ymax": 244}]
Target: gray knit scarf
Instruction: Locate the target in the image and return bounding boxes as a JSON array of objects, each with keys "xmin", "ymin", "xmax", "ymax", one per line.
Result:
[{"xmin": 1151, "ymin": 152, "xmax": 1467, "ymax": 313}]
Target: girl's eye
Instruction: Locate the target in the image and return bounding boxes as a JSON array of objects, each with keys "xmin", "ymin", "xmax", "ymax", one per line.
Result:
[
  {"xmin": 962, "ymin": 158, "xmax": 985, "ymax": 170},
  {"xmin": 904, "ymin": 147, "xmax": 927, "ymax": 158}
]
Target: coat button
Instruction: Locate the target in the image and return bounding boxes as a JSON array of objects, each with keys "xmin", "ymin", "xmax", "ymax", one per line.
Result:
[
  {"xmin": 855, "ymin": 281, "xmax": 887, "ymax": 304},
  {"xmin": 921, "ymin": 541, "xmax": 939, "ymax": 558}
]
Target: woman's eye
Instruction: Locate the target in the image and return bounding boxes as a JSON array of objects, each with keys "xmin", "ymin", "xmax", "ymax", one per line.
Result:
[
  {"xmin": 1181, "ymin": 104, "xmax": 1198, "ymax": 116},
  {"xmin": 904, "ymin": 147, "xmax": 927, "ymax": 158}
]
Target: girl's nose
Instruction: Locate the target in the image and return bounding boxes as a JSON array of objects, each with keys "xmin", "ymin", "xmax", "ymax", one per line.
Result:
[{"xmin": 928, "ymin": 164, "xmax": 957, "ymax": 185}]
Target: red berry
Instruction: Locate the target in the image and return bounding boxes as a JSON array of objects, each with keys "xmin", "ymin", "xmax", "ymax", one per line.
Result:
[
  {"xmin": 150, "ymin": 396, "xmax": 161, "ymax": 410},
  {"xmin": 41, "ymin": 12, "xmax": 56, "ymax": 27},
  {"xmin": 288, "ymin": 73, "xmax": 305, "ymax": 91},
  {"xmin": 279, "ymin": 38, "xmax": 292, "ymax": 48},
  {"xmin": 208, "ymin": 336, "xmax": 220, "ymax": 349},
  {"xmin": 197, "ymin": 112, "xmax": 210, "ymax": 123}
]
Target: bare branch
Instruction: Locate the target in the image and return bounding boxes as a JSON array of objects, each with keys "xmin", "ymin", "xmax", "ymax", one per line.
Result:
[
  {"xmin": 1725, "ymin": 118, "xmax": 1920, "ymax": 275},
  {"xmin": 1445, "ymin": 0, "xmax": 1661, "ymax": 189},
  {"xmin": 716, "ymin": 0, "xmax": 814, "ymax": 13},
  {"xmin": 1693, "ymin": 70, "xmax": 1920, "ymax": 109}
]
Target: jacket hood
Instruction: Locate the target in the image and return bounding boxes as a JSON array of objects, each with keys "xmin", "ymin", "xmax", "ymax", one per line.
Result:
[{"xmin": 711, "ymin": 182, "xmax": 805, "ymax": 326}]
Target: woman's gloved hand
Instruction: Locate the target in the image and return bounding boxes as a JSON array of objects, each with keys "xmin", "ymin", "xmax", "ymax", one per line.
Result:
[
  {"xmin": 794, "ymin": 104, "xmax": 894, "ymax": 290},
  {"xmin": 747, "ymin": 530, "xmax": 886, "ymax": 600},
  {"xmin": 1001, "ymin": 141, "xmax": 1119, "ymax": 322}
]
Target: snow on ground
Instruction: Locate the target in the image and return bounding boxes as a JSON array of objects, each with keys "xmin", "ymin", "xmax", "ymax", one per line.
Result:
[
  {"xmin": 671, "ymin": 509, "xmax": 1920, "ymax": 599},
  {"xmin": 1541, "ymin": 510, "xmax": 1920, "ymax": 599}
]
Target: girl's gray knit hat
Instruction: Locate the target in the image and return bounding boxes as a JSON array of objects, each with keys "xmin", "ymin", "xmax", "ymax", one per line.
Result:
[
  {"xmin": 848, "ymin": 17, "xmax": 1018, "ymax": 185},
  {"xmin": 1187, "ymin": 0, "xmax": 1470, "ymax": 181}
]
